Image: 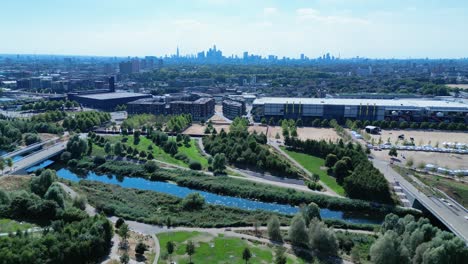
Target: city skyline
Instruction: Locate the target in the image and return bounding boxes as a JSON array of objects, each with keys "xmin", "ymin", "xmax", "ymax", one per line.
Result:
[{"xmin": 1, "ymin": 0, "xmax": 468, "ymax": 59}]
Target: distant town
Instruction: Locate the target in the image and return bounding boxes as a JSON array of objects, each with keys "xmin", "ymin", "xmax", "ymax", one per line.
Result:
[{"xmin": 1, "ymin": 49, "xmax": 467, "ymax": 264}]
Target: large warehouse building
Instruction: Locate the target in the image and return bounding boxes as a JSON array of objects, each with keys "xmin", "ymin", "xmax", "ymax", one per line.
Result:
[
  {"xmin": 252, "ymin": 97, "xmax": 468, "ymax": 123},
  {"xmin": 69, "ymin": 92, "xmax": 152, "ymax": 111}
]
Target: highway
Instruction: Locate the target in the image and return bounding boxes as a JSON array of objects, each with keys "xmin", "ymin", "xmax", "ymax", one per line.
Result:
[
  {"xmin": 372, "ymin": 159, "xmax": 468, "ymax": 243},
  {"xmin": 7, "ymin": 142, "xmax": 66, "ymax": 174},
  {"xmin": 1, "ymin": 137, "xmax": 59, "ymax": 159}
]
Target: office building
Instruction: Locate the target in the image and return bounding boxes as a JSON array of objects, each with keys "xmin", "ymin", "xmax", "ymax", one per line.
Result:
[
  {"xmin": 222, "ymin": 99, "xmax": 245, "ymax": 120},
  {"xmin": 252, "ymin": 97, "xmax": 468, "ymax": 123}
]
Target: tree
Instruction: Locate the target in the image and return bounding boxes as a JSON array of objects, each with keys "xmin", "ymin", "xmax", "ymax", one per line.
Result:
[
  {"xmin": 115, "ymin": 218, "xmax": 125, "ymax": 229},
  {"xmin": 66, "ymin": 135, "xmax": 88, "ymax": 158},
  {"xmin": 114, "ymin": 142, "xmax": 124, "ymax": 156},
  {"xmin": 186, "ymin": 240, "xmax": 195, "ymax": 263},
  {"xmin": 104, "ymin": 142, "xmax": 113, "ymax": 156},
  {"xmin": 30, "ymin": 169, "xmax": 57, "ymax": 197},
  {"xmin": 163, "ymin": 140, "xmax": 178, "ymax": 156},
  {"xmin": 182, "ymin": 192, "xmax": 205, "ymax": 210},
  {"xmin": 44, "ymin": 184, "xmax": 65, "ymax": 208},
  {"xmin": 120, "ymin": 252, "xmax": 129, "ymax": 264},
  {"xmin": 212, "ymin": 153, "xmax": 226, "ymax": 175},
  {"xmin": 325, "ymin": 154, "xmax": 338, "ymax": 168},
  {"xmin": 60, "ymin": 151, "xmax": 72, "ymax": 162},
  {"xmin": 389, "ymin": 147, "xmax": 398, "ymax": 157},
  {"xmin": 267, "ymin": 215, "xmax": 283, "ymax": 242},
  {"xmin": 274, "ymin": 247, "xmax": 287, "ymax": 264},
  {"xmin": 333, "ymin": 160, "xmax": 349, "ymax": 184},
  {"xmin": 135, "ymin": 241, "xmax": 148, "ymax": 255},
  {"xmin": 6, "ymin": 158, "xmax": 13, "ymax": 170},
  {"xmin": 308, "ymin": 218, "xmax": 338, "ymax": 256},
  {"xmin": 189, "ymin": 160, "xmax": 202, "ymax": 170},
  {"xmin": 242, "ymin": 247, "xmax": 252, "ymax": 264},
  {"xmin": 118, "ymin": 223, "xmax": 130, "ymax": 248},
  {"xmin": 166, "ymin": 241, "xmax": 175, "ymax": 262},
  {"xmin": 301, "ymin": 202, "xmax": 321, "ymax": 225},
  {"xmin": 370, "ymin": 231, "xmax": 409, "ymax": 264},
  {"xmin": 144, "ymin": 160, "xmax": 159, "ymax": 173},
  {"xmin": 288, "ymin": 214, "xmax": 308, "ymax": 248}
]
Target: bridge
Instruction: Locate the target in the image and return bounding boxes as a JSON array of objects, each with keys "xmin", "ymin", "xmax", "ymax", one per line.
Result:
[
  {"xmin": 6, "ymin": 141, "xmax": 67, "ymax": 174},
  {"xmin": 372, "ymin": 159, "xmax": 468, "ymax": 243},
  {"xmin": 1, "ymin": 138, "xmax": 59, "ymax": 160}
]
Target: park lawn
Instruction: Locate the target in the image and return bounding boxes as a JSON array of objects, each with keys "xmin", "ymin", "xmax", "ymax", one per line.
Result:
[
  {"xmin": 280, "ymin": 147, "xmax": 345, "ymax": 196},
  {"xmin": 98, "ymin": 135, "xmax": 188, "ymax": 168},
  {"xmin": 157, "ymin": 231, "xmax": 304, "ymax": 264},
  {"xmin": 0, "ymin": 219, "xmax": 35, "ymax": 233},
  {"xmin": 177, "ymin": 139, "xmax": 208, "ymax": 168}
]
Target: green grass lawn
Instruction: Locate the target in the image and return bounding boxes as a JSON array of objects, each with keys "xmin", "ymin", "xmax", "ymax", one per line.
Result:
[
  {"xmin": 280, "ymin": 147, "xmax": 345, "ymax": 196},
  {"xmin": 0, "ymin": 219, "xmax": 35, "ymax": 233},
  {"xmin": 157, "ymin": 231, "xmax": 304, "ymax": 264},
  {"xmin": 93, "ymin": 136, "xmax": 208, "ymax": 169}
]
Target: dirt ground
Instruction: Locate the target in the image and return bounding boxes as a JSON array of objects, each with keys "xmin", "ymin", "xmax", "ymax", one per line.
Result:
[
  {"xmin": 446, "ymin": 84, "xmax": 468, "ymax": 90},
  {"xmin": 368, "ymin": 129, "xmax": 468, "ymax": 146},
  {"xmin": 184, "ymin": 124, "xmax": 340, "ymax": 142},
  {"xmin": 372, "ymin": 149, "xmax": 467, "ymax": 169},
  {"xmin": 117, "ymin": 231, "xmax": 155, "ymax": 264}
]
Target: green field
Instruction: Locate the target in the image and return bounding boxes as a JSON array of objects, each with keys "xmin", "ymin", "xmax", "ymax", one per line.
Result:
[
  {"xmin": 0, "ymin": 219, "xmax": 35, "ymax": 233},
  {"xmin": 93, "ymin": 135, "xmax": 208, "ymax": 169},
  {"xmin": 280, "ymin": 147, "xmax": 345, "ymax": 196},
  {"xmin": 157, "ymin": 231, "xmax": 304, "ymax": 264}
]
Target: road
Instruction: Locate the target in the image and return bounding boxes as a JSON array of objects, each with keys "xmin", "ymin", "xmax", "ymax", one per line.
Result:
[
  {"xmin": 372, "ymin": 159, "xmax": 468, "ymax": 243},
  {"xmin": 1, "ymin": 137, "xmax": 59, "ymax": 159},
  {"xmin": 7, "ymin": 142, "xmax": 66, "ymax": 174}
]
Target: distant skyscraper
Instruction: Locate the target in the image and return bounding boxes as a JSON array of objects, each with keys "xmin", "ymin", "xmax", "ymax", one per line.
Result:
[
  {"xmin": 119, "ymin": 61, "xmax": 133, "ymax": 74},
  {"xmin": 176, "ymin": 46, "xmax": 180, "ymax": 58},
  {"xmin": 243, "ymin": 51, "xmax": 248, "ymax": 61}
]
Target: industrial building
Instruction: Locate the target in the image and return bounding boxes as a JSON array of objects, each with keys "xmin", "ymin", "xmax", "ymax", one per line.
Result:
[
  {"xmin": 69, "ymin": 92, "xmax": 152, "ymax": 111},
  {"xmin": 126, "ymin": 93, "xmax": 215, "ymax": 121},
  {"xmin": 222, "ymin": 99, "xmax": 245, "ymax": 120},
  {"xmin": 252, "ymin": 97, "xmax": 468, "ymax": 123}
]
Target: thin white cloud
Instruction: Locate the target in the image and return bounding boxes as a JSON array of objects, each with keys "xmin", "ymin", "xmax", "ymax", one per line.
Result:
[
  {"xmin": 296, "ymin": 8, "xmax": 369, "ymax": 25},
  {"xmin": 263, "ymin": 7, "xmax": 278, "ymax": 16}
]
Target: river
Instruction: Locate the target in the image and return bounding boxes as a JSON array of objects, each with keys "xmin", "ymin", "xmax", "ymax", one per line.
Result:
[{"xmin": 56, "ymin": 168, "xmax": 383, "ymax": 224}]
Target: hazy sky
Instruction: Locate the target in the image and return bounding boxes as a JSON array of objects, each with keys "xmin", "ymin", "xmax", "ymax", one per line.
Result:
[{"xmin": 1, "ymin": 0, "xmax": 467, "ymax": 58}]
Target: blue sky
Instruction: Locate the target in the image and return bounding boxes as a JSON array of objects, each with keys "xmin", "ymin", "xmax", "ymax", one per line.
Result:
[{"xmin": 1, "ymin": 0, "xmax": 467, "ymax": 58}]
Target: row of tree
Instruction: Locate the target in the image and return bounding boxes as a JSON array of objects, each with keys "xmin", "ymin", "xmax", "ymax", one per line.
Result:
[
  {"xmin": 0, "ymin": 117, "xmax": 62, "ymax": 151},
  {"xmin": 285, "ymin": 137, "xmax": 393, "ymax": 203},
  {"xmin": 346, "ymin": 119, "xmax": 467, "ymax": 131},
  {"xmin": 62, "ymin": 111, "xmax": 111, "ymax": 132},
  {"xmin": 370, "ymin": 214, "xmax": 468, "ymax": 264},
  {"xmin": 20, "ymin": 100, "xmax": 79, "ymax": 111},
  {"xmin": 203, "ymin": 117, "xmax": 302, "ymax": 178},
  {"xmin": 30, "ymin": 110, "xmax": 67, "ymax": 123}
]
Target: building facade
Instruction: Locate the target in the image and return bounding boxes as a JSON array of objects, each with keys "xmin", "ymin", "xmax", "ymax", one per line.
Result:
[
  {"xmin": 252, "ymin": 97, "xmax": 468, "ymax": 123},
  {"xmin": 222, "ymin": 99, "xmax": 245, "ymax": 120}
]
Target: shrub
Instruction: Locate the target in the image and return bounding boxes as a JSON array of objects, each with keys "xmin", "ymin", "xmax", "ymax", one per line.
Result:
[
  {"xmin": 93, "ymin": 155, "xmax": 106, "ymax": 166},
  {"xmin": 174, "ymin": 152, "xmax": 189, "ymax": 162},
  {"xmin": 188, "ymin": 160, "xmax": 202, "ymax": 170}
]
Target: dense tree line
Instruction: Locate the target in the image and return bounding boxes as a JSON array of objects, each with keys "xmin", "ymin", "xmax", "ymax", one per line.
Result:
[
  {"xmin": 346, "ymin": 119, "xmax": 467, "ymax": 132},
  {"xmin": 165, "ymin": 114, "xmax": 192, "ymax": 132},
  {"xmin": 370, "ymin": 214, "xmax": 468, "ymax": 264},
  {"xmin": 121, "ymin": 114, "xmax": 170, "ymax": 132},
  {"xmin": 0, "ymin": 216, "xmax": 112, "ymax": 264},
  {"xmin": 20, "ymin": 100, "xmax": 79, "ymax": 111},
  {"xmin": 0, "ymin": 169, "xmax": 112, "ymax": 264},
  {"xmin": 62, "ymin": 111, "xmax": 110, "ymax": 132},
  {"xmin": 30, "ymin": 110, "xmax": 67, "ymax": 123},
  {"xmin": 285, "ymin": 137, "xmax": 393, "ymax": 203},
  {"xmin": 203, "ymin": 117, "xmax": 302, "ymax": 178},
  {"xmin": 0, "ymin": 117, "xmax": 63, "ymax": 151}
]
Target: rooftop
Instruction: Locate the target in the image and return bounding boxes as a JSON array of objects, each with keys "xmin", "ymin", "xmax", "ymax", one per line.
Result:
[
  {"xmin": 253, "ymin": 97, "xmax": 468, "ymax": 109},
  {"xmin": 76, "ymin": 92, "xmax": 150, "ymax": 100},
  {"xmin": 128, "ymin": 98, "xmax": 165, "ymax": 105}
]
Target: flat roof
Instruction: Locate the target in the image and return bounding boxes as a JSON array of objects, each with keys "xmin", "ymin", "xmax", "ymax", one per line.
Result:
[
  {"xmin": 253, "ymin": 97, "xmax": 468, "ymax": 109},
  {"xmin": 76, "ymin": 92, "xmax": 150, "ymax": 100},
  {"xmin": 128, "ymin": 98, "xmax": 165, "ymax": 105}
]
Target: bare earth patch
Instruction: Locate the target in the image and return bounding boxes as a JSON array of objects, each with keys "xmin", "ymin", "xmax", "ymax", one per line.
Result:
[
  {"xmin": 0, "ymin": 175, "xmax": 32, "ymax": 191},
  {"xmin": 368, "ymin": 129, "xmax": 468, "ymax": 146}
]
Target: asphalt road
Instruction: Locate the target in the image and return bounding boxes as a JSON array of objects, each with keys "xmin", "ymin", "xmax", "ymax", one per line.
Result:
[{"xmin": 372, "ymin": 159, "xmax": 468, "ymax": 243}]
